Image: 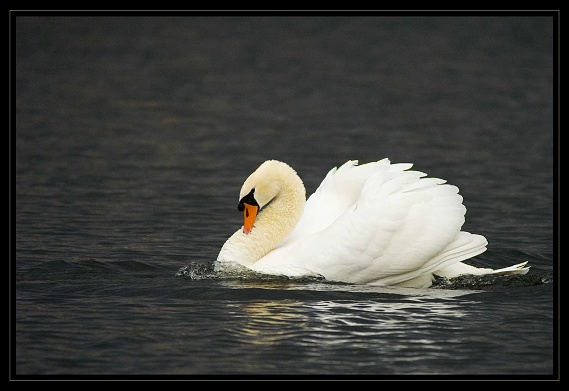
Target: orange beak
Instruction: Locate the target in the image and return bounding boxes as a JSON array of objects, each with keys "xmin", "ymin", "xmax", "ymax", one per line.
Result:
[{"xmin": 242, "ymin": 203, "xmax": 259, "ymax": 235}]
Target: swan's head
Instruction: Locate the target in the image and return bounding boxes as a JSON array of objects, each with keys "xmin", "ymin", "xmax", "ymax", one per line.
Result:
[{"xmin": 237, "ymin": 160, "xmax": 303, "ymax": 235}]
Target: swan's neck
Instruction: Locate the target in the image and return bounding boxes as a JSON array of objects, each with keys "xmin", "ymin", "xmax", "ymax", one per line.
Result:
[{"xmin": 218, "ymin": 177, "xmax": 305, "ymax": 267}]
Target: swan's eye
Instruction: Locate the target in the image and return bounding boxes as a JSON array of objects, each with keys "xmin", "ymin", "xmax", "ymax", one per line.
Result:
[{"xmin": 238, "ymin": 188, "xmax": 258, "ymax": 211}]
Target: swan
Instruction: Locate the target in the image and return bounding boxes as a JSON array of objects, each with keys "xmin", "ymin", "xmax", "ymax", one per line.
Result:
[{"xmin": 216, "ymin": 159, "xmax": 529, "ymax": 288}]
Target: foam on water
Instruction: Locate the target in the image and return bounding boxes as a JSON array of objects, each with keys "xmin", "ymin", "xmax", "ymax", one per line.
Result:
[{"xmin": 175, "ymin": 261, "xmax": 552, "ymax": 292}]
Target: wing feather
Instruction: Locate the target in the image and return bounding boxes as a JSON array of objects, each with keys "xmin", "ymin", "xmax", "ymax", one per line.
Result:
[{"xmin": 256, "ymin": 159, "xmax": 484, "ymax": 286}]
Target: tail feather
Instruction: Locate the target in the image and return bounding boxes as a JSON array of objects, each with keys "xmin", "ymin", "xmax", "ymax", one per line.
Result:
[
  {"xmin": 491, "ymin": 261, "xmax": 530, "ymax": 275},
  {"xmin": 434, "ymin": 260, "xmax": 530, "ymax": 279},
  {"xmin": 378, "ymin": 232, "xmax": 488, "ymax": 287}
]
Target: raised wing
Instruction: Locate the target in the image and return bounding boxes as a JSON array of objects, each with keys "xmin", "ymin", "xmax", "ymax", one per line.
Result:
[{"xmin": 255, "ymin": 159, "xmax": 486, "ymax": 286}]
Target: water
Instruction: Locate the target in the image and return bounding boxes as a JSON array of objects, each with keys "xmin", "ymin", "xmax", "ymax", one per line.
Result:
[{"xmin": 13, "ymin": 15, "xmax": 556, "ymax": 378}]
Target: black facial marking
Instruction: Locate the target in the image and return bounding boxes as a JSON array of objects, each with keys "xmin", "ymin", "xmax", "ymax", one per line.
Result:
[{"xmin": 238, "ymin": 188, "xmax": 258, "ymax": 211}]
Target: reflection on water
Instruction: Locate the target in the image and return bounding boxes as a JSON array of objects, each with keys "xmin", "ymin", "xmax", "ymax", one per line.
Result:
[
  {"xmin": 205, "ymin": 274, "xmax": 486, "ymax": 365},
  {"xmin": 217, "ymin": 277, "xmax": 482, "ymax": 298},
  {"xmin": 236, "ymin": 301, "xmax": 308, "ymax": 345},
  {"xmin": 224, "ymin": 294, "xmax": 481, "ymax": 373}
]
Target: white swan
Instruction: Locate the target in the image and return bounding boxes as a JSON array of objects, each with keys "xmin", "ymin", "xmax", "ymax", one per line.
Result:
[{"xmin": 216, "ymin": 159, "xmax": 529, "ymax": 288}]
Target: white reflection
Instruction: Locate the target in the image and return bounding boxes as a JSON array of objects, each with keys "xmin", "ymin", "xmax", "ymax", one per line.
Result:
[
  {"xmin": 235, "ymin": 301, "xmax": 308, "ymax": 345},
  {"xmin": 220, "ymin": 278, "xmax": 481, "ymax": 299},
  {"xmin": 227, "ymin": 285, "xmax": 480, "ymax": 351}
]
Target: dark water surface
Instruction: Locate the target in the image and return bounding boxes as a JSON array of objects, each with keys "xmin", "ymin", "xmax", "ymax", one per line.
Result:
[{"xmin": 13, "ymin": 15, "xmax": 556, "ymax": 378}]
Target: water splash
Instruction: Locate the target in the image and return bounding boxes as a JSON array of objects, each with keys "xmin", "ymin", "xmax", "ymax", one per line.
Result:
[
  {"xmin": 176, "ymin": 261, "xmax": 552, "ymax": 290},
  {"xmin": 176, "ymin": 261, "xmax": 325, "ymax": 282},
  {"xmin": 432, "ymin": 270, "xmax": 553, "ymax": 290},
  {"xmin": 175, "ymin": 262, "xmax": 217, "ymax": 279}
]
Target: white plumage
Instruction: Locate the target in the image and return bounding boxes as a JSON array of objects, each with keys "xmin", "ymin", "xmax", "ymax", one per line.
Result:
[{"xmin": 216, "ymin": 159, "xmax": 528, "ymax": 288}]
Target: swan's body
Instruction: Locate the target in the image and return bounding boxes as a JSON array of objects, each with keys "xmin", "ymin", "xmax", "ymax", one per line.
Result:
[{"xmin": 216, "ymin": 159, "xmax": 528, "ymax": 288}]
